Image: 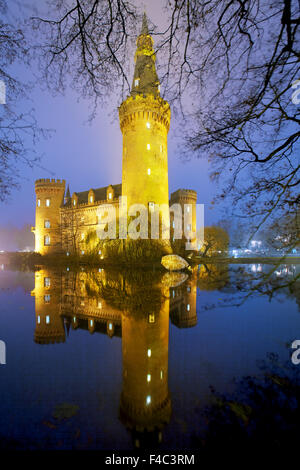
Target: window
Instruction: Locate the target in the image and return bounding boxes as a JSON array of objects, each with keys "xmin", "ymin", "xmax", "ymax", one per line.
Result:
[
  {"xmin": 187, "ymin": 286, "xmax": 191, "ymax": 293},
  {"xmin": 98, "ymin": 302, "xmax": 102, "ymax": 309},
  {"xmin": 73, "ymin": 317, "xmax": 76, "ymax": 323},
  {"xmin": 45, "ymin": 199, "xmax": 50, "ymax": 207},
  {"xmin": 73, "ymin": 199, "xmax": 76, "ymax": 206},
  {"xmin": 134, "ymin": 78, "xmax": 139, "ymax": 87},
  {"xmin": 146, "ymin": 396, "xmax": 151, "ymax": 405},
  {"xmin": 81, "ymin": 250, "xmax": 85, "ymax": 255},
  {"xmin": 147, "ymin": 168, "xmax": 151, "ymax": 175},
  {"xmin": 147, "ymin": 374, "xmax": 151, "ymax": 383},
  {"xmin": 44, "ymin": 220, "xmax": 50, "ymax": 228},
  {"xmin": 148, "ymin": 313, "xmax": 155, "ymax": 323},
  {"xmin": 46, "ymin": 315, "xmax": 50, "ymax": 324},
  {"xmin": 81, "ymin": 301, "xmax": 85, "ymax": 306},
  {"xmin": 187, "ymin": 224, "xmax": 191, "ymax": 231},
  {"xmin": 90, "ymin": 196, "xmax": 93, "ymax": 203},
  {"xmin": 172, "ymin": 221, "xmax": 175, "ymax": 229},
  {"xmin": 108, "ymin": 193, "xmax": 112, "ymax": 200},
  {"xmin": 108, "ymin": 323, "xmax": 113, "ymax": 331},
  {"xmin": 90, "ymin": 319, "xmax": 94, "ymax": 327},
  {"xmin": 44, "ymin": 235, "xmax": 50, "ymax": 246},
  {"xmin": 44, "ymin": 277, "xmax": 51, "ymax": 287},
  {"xmin": 187, "ymin": 304, "xmax": 190, "ymax": 311},
  {"xmin": 148, "ymin": 202, "xmax": 155, "ymax": 213},
  {"xmin": 160, "ymin": 370, "xmax": 163, "ymax": 380},
  {"xmin": 37, "ymin": 199, "xmax": 40, "ymax": 207},
  {"xmin": 147, "ymin": 349, "xmax": 151, "ymax": 358},
  {"xmin": 146, "ymin": 122, "xmax": 151, "ymax": 129},
  {"xmin": 44, "ymin": 294, "xmax": 50, "ymax": 303},
  {"xmin": 147, "ymin": 144, "xmax": 151, "ymax": 150},
  {"xmin": 81, "ymin": 233, "xmax": 85, "ymax": 240},
  {"xmin": 37, "ymin": 316, "xmax": 41, "ymax": 324},
  {"xmin": 160, "ymin": 144, "xmax": 163, "ymax": 152},
  {"xmin": 186, "ymin": 206, "xmax": 190, "ymax": 213}
]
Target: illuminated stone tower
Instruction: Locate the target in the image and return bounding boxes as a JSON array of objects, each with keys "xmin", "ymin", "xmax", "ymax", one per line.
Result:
[
  {"xmin": 33, "ymin": 179, "xmax": 65, "ymax": 254},
  {"xmin": 119, "ymin": 14, "xmax": 171, "ymax": 236},
  {"xmin": 31, "ymin": 269, "xmax": 65, "ymax": 344},
  {"xmin": 119, "ymin": 285, "xmax": 171, "ymax": 446}
]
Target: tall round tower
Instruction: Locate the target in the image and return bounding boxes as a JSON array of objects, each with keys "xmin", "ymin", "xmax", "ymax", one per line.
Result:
[
  {"xmin": 119, "ymin": 14, "xmax": 171, "ymax": 237},
  {"xmin": 34, "ymin": 179, "xmax": 66, "ymax": 254}
]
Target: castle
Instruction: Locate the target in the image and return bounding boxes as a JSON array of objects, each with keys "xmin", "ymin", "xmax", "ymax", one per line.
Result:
[{"xmin": 32, "ymin": 14, "xmax": 197, "ymax": 255}]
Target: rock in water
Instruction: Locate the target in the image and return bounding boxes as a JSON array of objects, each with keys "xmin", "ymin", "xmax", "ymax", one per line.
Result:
[{"xmin": 161, "ymin": 254, "xmax": 189, "ymax": 271}]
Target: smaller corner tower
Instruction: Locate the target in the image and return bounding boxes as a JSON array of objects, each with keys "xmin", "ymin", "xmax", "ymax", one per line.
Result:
[
  {"xmin": 33, "ymin": 178, "xmax": 65, "ymax": 254},
  {"xmin": 119, "ymin": 13, "xmax": 171, "ymax": 238}
]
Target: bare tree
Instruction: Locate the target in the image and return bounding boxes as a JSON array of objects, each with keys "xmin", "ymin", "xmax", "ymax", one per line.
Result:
[
  {"xmin": 32, "ymin": 1, "xmax": 299, "ymax": 244},
  {"xmin": 0, "ymin": 0, "xmax": 44, "ymax": 201}
]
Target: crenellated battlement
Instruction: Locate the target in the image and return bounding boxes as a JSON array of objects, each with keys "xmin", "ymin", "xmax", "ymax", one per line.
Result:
[
  {"xmin": 170, "ymin": 189, "xmax": 197, "ymax": 202},
  {"xmin": 35, "ymin": 178, "xmax": 66, "ymax": 187},
  {"xmin": 119, "ymin": 94, "xmax": 171, "ymax": 132}
]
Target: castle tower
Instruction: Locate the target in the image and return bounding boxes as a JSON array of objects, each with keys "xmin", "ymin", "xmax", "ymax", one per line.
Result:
[
  {"xmin": 170, "ymin": 189, "xmax": 197, "ymax": 249},
  {"xmin": 119, "ymin": 14, "xmax": 171, "ymax": 238},
  {"xmin": 31, "ymin": 268, "xmax": 65, "ymax": 344},
  {"xmin": 119, "ymin": 285, "xmax": 171, "ymax": 446},
  {"xmin": 33, "ymin": 179, "xmax": 65, "ymax": 254}
]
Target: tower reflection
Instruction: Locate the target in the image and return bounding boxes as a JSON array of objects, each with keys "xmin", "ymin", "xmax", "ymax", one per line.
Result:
[{"xmin": 31, "ymin": 267, "xmax": 199, "ymax": 446}]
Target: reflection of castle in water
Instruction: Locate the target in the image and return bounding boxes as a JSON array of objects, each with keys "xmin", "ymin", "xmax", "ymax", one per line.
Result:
[{"xmin": 31, "ymin": 267, "xmax": 198, "ymax": 447}]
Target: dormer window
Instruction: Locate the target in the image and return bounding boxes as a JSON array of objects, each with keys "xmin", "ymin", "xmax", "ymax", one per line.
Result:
[
  {"xmin": 108, "ymin": 193, "xmax": 112, "ymax": 200},
  {"xmin": 90, "ymin": 196, "xmax": 93, "ymax": 203},
  {"xmin": 134, "ymin": 78, "xmax": 140, "ymax": 87},
  {"xmin": 73, "ymin": 199, "xmax": 76, "ymax": 206}
]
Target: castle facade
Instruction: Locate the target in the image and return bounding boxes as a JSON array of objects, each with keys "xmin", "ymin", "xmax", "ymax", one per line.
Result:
[{"xmin": 32, "ymin": 14, "xmax": 197, "ymax": 255}]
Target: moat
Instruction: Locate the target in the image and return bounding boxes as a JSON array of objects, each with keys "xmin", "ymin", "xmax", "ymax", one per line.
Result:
[{"xmin": 0, "ymin": 262, "xmax": 299, "ymax": 451}]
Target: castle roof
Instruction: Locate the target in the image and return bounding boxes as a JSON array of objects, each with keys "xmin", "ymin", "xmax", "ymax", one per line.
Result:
[
  {"xmin": 131, "ymin": 13, "xmax": 160, "ymax": 97},
  {"xmin": 63, "ymin": 183, "xmax": 122, "ymax": 207}
]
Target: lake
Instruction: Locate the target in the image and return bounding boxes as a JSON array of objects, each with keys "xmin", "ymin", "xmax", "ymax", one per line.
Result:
[{"xmin": 0, "ymin": 262, "xmax": 299, "ymax": 451}]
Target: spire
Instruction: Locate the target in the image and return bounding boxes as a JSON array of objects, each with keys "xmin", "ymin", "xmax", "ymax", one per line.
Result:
[
  {"xmin": 131, "ymin": 14, "xmax": 160, "ymax": 97},
  {"xmin": 64, "ymin": 184, "xmax": 71, "ymax": 205},
  {"xmin": 141, "ymin": 12, "xmax": 149, "ymax": 35}
]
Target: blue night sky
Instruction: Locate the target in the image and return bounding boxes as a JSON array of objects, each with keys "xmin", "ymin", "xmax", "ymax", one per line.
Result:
[{"xmin": 0, "ymin": 0, "xmax": 220, "ymax": 230}]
